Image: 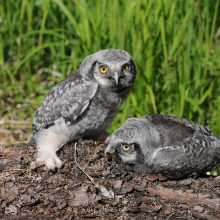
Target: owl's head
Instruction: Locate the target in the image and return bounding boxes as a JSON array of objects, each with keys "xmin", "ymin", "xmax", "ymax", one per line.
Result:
[
  {"xmin": 80, "ymin": 49, "xmax": 136, "ymax": 90},
  {"xmin": 105, "ymin": 117, "xmax": 146, "ymax": 165}
]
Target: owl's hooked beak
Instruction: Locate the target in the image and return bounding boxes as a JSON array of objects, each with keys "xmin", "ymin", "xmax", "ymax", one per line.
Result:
[
  {"xmin": 105, "ymin": 144, "xmax": 122, "ymax": 163},
  {"xmin": 113, "ymin": 72, "xmax": 119, "ymax": 85},
  {"xmin": 105, "ymin": 144, "xmax": 115, "ymax": 155}
]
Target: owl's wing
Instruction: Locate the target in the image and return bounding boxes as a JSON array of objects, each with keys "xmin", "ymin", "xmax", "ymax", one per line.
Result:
[
  {"xmin": 151, "ymin": 132, "xmax": 220, "ymax": 178},
  {"xmin": 31, "ymin": 71, "xmax": 98, "ymax": 131},
  {"xmin": 141, "ymin": 114, "xmax": 212, "ymax": 147},
  {"xmin": 142, "ymin": 114, "xmax": 218, "ymax": 177}
]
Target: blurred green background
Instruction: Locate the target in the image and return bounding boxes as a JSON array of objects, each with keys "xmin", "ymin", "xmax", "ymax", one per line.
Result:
[{"xmin": 0, "ymin": 0, "xmax": 220, "ymax": 172}]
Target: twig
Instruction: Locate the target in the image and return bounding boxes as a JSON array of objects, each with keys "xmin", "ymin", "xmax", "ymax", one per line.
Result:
[
  {"xmin": 166, "ymin": 212, "xmax": 175, "ymax": 220},
  {"xmin": 56, "ymin": 144, "xmax": 65, "ymax": 152},
  {"xmin": 2, "ymin": 169, "xmax": 31, "ymax": 173},
  {"xmin": 74, "ymin": 142, "xmax": 102, "ymax": 193}
]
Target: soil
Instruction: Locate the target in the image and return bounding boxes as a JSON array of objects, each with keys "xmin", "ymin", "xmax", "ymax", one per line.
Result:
[{"xmin": 0, "ymin": 139, "xmax": 220, "ymax": 219}]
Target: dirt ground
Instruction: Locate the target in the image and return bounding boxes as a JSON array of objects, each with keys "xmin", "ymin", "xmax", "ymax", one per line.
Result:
[{"xmin": 0, "ymin": 139, "xmax": 220, "ymax": 219}]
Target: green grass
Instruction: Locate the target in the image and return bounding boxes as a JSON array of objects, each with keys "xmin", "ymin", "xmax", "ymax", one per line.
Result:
[{"xmin": 1, "ymin": 0, "xmax": 220, "ymax": 172}]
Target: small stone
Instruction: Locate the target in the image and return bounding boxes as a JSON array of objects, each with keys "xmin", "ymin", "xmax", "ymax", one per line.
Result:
[
  {"xmin": 5, "ymin": 186, "xmax": 19, "ymax": 202},
  {"xmin": 160, "ymin": 205, "xmax": 172, "ymax": 215},
  {"xmin": 122, "ymin": 198, "xmax": 129, "ymax": 205},
  {"xmin": 102, "ymin": 169, "xmax": 111, "ymax": 176},
  {"xmin": 26, "ymin": 188, "xmax": 34, "ymax": 195},
  {"xmin": 114, "ymin": 180, "xmax": 122, "ymax": 189},
  {"xmin": 141, "ymin": 178, "xmax": 147, "ymax": 187},
  {"xmin": 163, "ymin": 182, "xmax": 169, "ymax": 187},
  {"xmin": 18, "ymin": 185, "xmax": 27, "ymax": 193},
  {"xmin": 5, "ymin": 182, "xmax": 14, "ymax": 188},
  {"xmin": 179, "ymin": 179, "xmax": 192, "ymax": 186},
  {"xmin": 108, "ymin": 179, "xmax": 123, "ymax": 189},
  {"xmin": 159, "ymin": 176, "xmax": 168, "ymax": 182},
  {"xmin": 38, "ymin": 208, "xmax": 44, "ymax": 213},
  {"xmin": 35, "ymin": 176, "xmax": 42, "ymax": 183},
  {"xmin": 9, "ymin": 205, "xmax": 17, "ymax": 214},
  {"xmin": 69, "ymin": 185, "xmax": 97, "ymax": 207},
  {"xmin": 133, "ymin": 185, "xmax": 146, "ymax": 192},
  {"xmin": 35, "ymin": 185, "xmax": 44, "ymax": 193},
  {"xmin": 29, "ymin": 161, "xmax": 37, "ymax": 170},
  {"xmin": 48, "ymin": 193, "xmax": 56, "ymax": 202},
  {"xmin": 140, "ymin": 204, "xmax": 162, "ymax": 213},
  {"xmin": 21, "ymin": 194, "xmax": 31, "ymax": 204},
  {"xmin": 145, "ymin": 174, "xmax": 159, "ymax": 182},
  {"xmin": 194, "ymin": 205, "xmax": 204, "ymax": 213},
  {"xmin": 124, "ymin": 175, "xmax": 132, "ymax": 182},
  {"xmin": 121, "ymin": 185, "xmax": 133, "ymax": 194},
  {"xmin": 44, "ymin": 208, "xmax": 50, "ymax": 215},
  {"xmin": 100, "ymin": 185, "xmax": 114, "ymax": 199},
  {"xmin": 103, "ymin": 197, "xmax": 120, "ymax": 206},
  {"xmin": 1, "ymin": 200, "xmax": 6, "ymax": 208},
  {"xmin": 56, "ymin": 199, "xmax": 67, "ymax": 210},
  {"xmin": 5, "ymin": 205, "xmax": 17, "ymax": 214},
  {"xmin": 111, "ymin": 197, "xmax": 120, "ymax": 206}
]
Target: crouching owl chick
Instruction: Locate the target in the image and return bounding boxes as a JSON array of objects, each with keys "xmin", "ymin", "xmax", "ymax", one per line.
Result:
[
  {"xmin": 105, "ymin": 114, "xmax": 220, "ymax": 179},
  {"xmin": 29, "ymin": 49, "xmax": 136, "ymax": 170}
]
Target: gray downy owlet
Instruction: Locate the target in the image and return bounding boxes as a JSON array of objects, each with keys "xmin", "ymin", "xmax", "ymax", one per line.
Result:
[
  {"xmin": 105, "ymin": 114, "xmax": 220, "ymax": 179},
  {"xmin": 29, "ymin": 49, "xmax": 136, "ymax": 170}
]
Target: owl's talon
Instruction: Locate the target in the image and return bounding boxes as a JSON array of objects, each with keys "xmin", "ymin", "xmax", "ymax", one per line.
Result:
[
  {"xmin": 36, "ymin": 159, "xmax": 45, "ymax": 165},
  {"xmin": 54, "ymin": 157, "xmax": 63, "ymax": 168},
  {"xmin": 45, "ymin": 157, "xmax": 56, "ymax": 170},
  {"xmin": 36, "ymin": 156, "xmax": 63, "ymax": 170}
]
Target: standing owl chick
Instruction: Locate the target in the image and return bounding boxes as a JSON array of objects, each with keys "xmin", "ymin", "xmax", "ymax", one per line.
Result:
[
  {"xmin": 105, "ymin": 114, "xmax": 220, "ymax": 179},
  {"xmin": 29, "ymin": 49, "xmax": 136, "ymax": 170}
]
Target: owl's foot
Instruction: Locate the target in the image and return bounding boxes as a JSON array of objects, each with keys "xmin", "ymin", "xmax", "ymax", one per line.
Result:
[
  {"xmin": 33, "ymin": 128, "xmax": 65, "ymax": 170},
  {"xmin": 36, "ymin": 155, "xmax": 63, "ymax": 170}
]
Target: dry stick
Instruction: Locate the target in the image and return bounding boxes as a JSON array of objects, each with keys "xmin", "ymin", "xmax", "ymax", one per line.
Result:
[
  {"xmin": 56, "ymin": 144, "xmax": 65, "ymax": 152},
  {"xmin": 74, "ymin": 142, "xmax": 102, "ymax": 193},
  {"xmin": 2, "ymin": 169, "xmax": 31, "ymax": 173},
  {"xmin": 166, "ymin": 212, "xmax": 175, "ymax": 220}
]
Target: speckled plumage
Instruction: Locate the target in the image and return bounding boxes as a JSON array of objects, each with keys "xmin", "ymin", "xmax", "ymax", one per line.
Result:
[
  {"xmin": 29, "ymin": 49, "xmax": 136, "ymax": 170},
  {"xmin": 105, "ymin": 114, "xmax": 220, "ymax": 179}
]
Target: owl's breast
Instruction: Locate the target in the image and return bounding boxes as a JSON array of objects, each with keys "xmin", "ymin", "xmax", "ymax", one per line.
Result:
[
  {"xmin": 66, "ymin": 97, "xmax": 119, "ymax": 140},
  {"xmin": 62, "ymin": 86, "xmax": 129, "ymax": 140},
  {"xmin": 94, "ymin": 86, "xmax": 128, "ymax": 110}
]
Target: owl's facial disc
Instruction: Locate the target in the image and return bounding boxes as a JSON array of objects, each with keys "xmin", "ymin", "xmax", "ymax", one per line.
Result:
[
  {"xmin": 105, "ymin": 143, "xmax": 137, "ymax": 164},
  {"xmin": 98, "ymin": 65, "xmax": 120, "ymax": 84},
  {"xmin": 93, "ymin": 61, "xmax": 134, "ymax": 88},
  {"xmin": 98, "ymin": 63, "xmax": 123, "ymax": 85}
]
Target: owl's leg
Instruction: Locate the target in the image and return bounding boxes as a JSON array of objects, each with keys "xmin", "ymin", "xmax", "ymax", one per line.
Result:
[{"xmin": 34, "ymin": 129, "xmax": 65, "ymax": 170}]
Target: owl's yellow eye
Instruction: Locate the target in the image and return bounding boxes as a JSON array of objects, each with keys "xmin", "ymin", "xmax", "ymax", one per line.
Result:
[
  {"xmin": 123, "ymin": 65, "xmax": 129, "ymax": 71},
  {"xmin": 122, "ymin": 144, "xmax": 130, "ymax": 151},
  {"xmin": 99, "ymin": 66, "xmax": 107, "ymax": 73}
]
